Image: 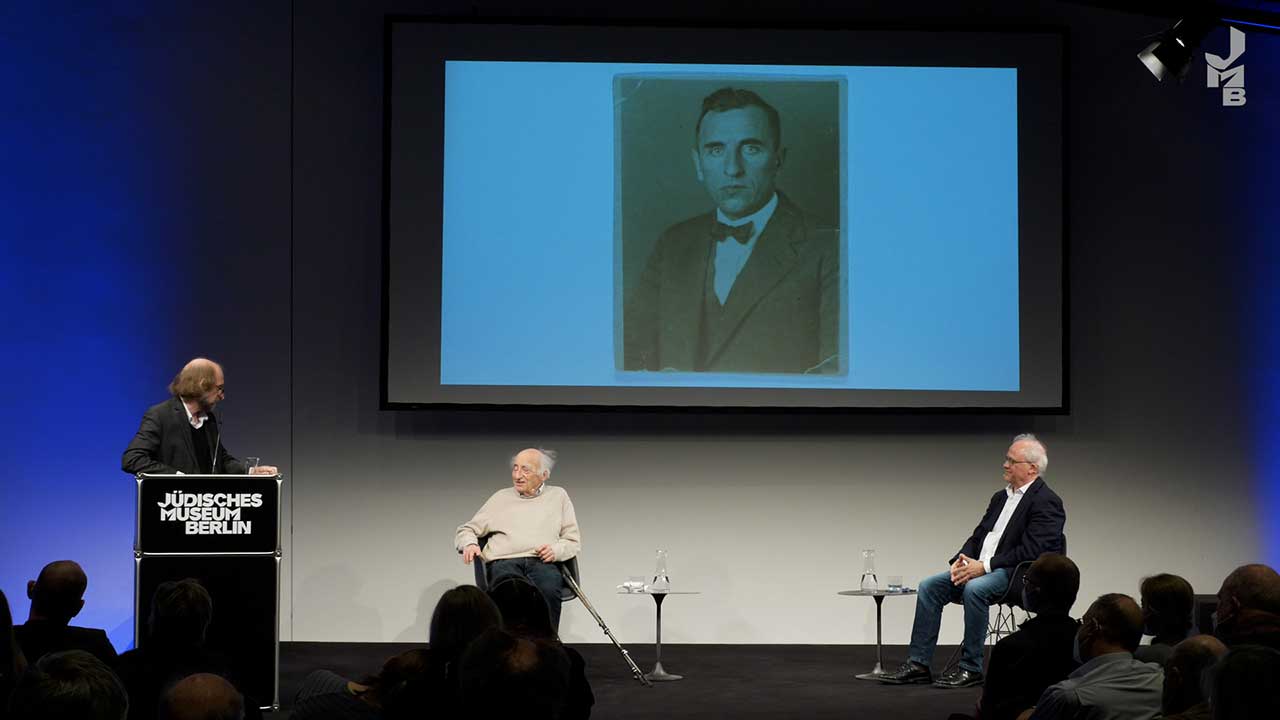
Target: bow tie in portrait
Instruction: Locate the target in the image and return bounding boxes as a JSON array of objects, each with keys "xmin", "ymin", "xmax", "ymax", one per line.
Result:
[{"xmin": 712, "ymin": 221, "xmax": 754, "ymax": 244}]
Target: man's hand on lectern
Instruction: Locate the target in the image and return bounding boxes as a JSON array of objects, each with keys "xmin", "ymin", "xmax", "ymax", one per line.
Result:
[
  {"xmin": 536, "ymin": 544, "xmax": 556, "ymax": 563},
  {"xmin": 462, "ymin": 544, "xmax": 482, "ymax": 564},
  {"xmin": 249, "ymin": 465, "xmax": 279, "ymax": 475}
]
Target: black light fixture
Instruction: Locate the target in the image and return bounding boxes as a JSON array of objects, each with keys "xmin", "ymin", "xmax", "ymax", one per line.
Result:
[{"xmin": 1138, "ymin": 16, "xmax": 1217, "ymax": 82}]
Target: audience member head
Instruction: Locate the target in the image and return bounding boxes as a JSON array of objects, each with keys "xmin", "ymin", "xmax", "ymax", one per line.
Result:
[
  {"xmin": 459, "ymin": 628, "xmax": 570, "ymax": 720},
  {"xmin": 489, "ymin": 577, "xmax": 555, "ymax": 639},
  {"xmin": 1076, "ymin": 593, "xmax": 1144, "ymax": 662},
  {"xmin": 1160, "ymin": 634, "xmax": 1226, "ymax": 715},
  {"xmin": 1140, "ymin": 573, "xmax": 1195, "ymax": 642},
  {"xmin": 429, "ymin": 585, "xmax": 502, "ymax": 665},
  {"xmin": 7, "ymin": 649, "xmax": 128, "ymax": 720},
  {"xmin": 1215, "ymin": 563, "xmax": 1280, "ymax": 642},
  {"xmin": 1207, "ymin": 644, "xmax": 1280, "ymax": 720},
  {"xmin": 356, "ymin": 648, "xmax": 433, "ymax": 720},
  {"xmin": 159, "ymin": 673, "xmax": 244, "ymax": 720},
  {"xmin": 26, "ymin": 560, "xmax": 88, "ymax": 624},
  {"xmin": 2, "ymin": 588, "xmax": 28, "ymax": 701},
  {"xmin": 1022, "ymin": 553, "xmax": 1079, "ymax": 615},
  {"xmin": 147, "ymin": 579, "xmax": 213, "ymax": 650}
]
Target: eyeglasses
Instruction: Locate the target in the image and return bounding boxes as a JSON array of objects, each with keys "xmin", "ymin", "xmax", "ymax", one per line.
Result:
[{"xmin": 1003, "ymin": 456, "xmax": 1033, "ymax": 466}]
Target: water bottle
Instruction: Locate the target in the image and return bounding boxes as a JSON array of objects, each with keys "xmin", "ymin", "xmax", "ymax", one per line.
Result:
[
  {"xmin": 650, "ymin": 549, "xmax": 671, "ymax": 592},
  {"xmin": 861, "ymin": 548, "xmax": 878, "ymax": 591}
]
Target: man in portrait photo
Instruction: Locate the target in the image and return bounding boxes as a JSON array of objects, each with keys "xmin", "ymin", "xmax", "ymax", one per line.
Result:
[{"xmin": 619, "ymin": 81, "xmax": 843, "ymax": 375}]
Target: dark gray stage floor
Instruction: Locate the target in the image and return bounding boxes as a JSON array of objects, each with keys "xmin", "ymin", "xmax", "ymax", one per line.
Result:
[{"xmin": 273, "ymin": 642, "xmax": 983, "ymax": 719}]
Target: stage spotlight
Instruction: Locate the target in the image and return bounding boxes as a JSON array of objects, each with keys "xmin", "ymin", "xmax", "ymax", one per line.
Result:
[{"xmin": 1138, "ymin": 17, "xmax": 1216, "ymax": 82}]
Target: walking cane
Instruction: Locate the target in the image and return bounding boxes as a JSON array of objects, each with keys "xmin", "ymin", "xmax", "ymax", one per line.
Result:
[{"xmin": 561, "ymin": 566, "xmax": 652, "ymax": 687}]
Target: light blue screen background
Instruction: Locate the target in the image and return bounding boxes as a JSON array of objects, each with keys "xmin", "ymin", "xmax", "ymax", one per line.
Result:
[{"xmin": 441, "ymin": 61, "xmax": 1018, "ymax": 390}]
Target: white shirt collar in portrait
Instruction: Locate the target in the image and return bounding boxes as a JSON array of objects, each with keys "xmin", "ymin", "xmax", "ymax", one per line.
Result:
[{"xmin": 713, "ymin": 192, "xmax": 779, "ymax": 305}]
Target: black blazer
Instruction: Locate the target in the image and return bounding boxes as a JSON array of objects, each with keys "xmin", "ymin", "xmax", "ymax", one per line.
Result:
[
  {"xmin": 121, "ymin": 397, "xmax": 245, "ymax": 475},
  {"xmin": 950, "ymin": 478, "xmax": 1065, "ymax": 572}
]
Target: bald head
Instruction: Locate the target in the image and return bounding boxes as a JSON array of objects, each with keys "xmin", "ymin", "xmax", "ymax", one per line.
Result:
[
  {"xmin": 28, "ymin": 560, "xmax": 87, "ymax": 623},
  {"xmin": 1219, "ymin": 563, "xmax": 1280, "ymax": 614},
  {"xmin": 1162, "ymin": 635, "xmax": 1227, "ymax": 714},
  {"xmin": 159, "ymin": 673, "xmax": 244, "ymax": 720}
]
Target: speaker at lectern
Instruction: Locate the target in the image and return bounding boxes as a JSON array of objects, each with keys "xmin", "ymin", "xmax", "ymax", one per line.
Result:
[{"xmin": 135, "ymin": 473, "xmax": 282, "ymax": 711}]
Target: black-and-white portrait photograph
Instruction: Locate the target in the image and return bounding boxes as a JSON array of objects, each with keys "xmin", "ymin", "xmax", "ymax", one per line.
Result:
[{"xmin": 616, "ymin": 76, "xmax": 846, "ymax": 376}]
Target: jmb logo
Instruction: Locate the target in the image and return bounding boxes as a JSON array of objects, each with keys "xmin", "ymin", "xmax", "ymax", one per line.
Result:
[{"xmin": 1206, "ymin": 27, "xmax": 1246, "ymax": 107}]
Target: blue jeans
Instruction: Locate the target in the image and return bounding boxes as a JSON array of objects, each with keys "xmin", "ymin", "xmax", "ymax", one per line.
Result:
[
  {"xmin": 487, "ymin": 557, "xmax": 566, "ymax": 630},
  {"xmin": 908, "ymin": 567, "xmax": 1010, "ymax": 672}
]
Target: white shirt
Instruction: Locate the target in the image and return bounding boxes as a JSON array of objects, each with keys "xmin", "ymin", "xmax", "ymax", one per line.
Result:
[
  {"xmin": 713, "ymin": 193, "xmax": 779, "ymax": 305},
  {"xmin": 978, "ymin": 478, "xmax": 1036, "ymax": 574}
]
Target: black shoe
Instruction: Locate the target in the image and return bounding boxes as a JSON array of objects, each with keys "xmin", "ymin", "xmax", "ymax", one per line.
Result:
[
  {"xmin": 933, "ymin": 668, "xmax": 984, "ymax": 688},
  {"xmin": 878, "ymin": 661, "xmax": 933, "ymax": 685}
]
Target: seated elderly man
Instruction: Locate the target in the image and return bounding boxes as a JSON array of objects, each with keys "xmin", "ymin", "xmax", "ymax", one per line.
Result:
[
  {"xmin": 456, "ymin": 448, "xmax": 581, "ymax": 629},
  {"xmin": 881, "ymin": 433, "xmax": 1066, "ymax": 689}
]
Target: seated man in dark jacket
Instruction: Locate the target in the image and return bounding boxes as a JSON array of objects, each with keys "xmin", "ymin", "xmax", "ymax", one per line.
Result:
[
  {"xmin": 880, "ymin": 434, "xmax": 1066, "ymax": 689},
  {"xmin": 14, "ymin": 560, "xmax": 117, "ymax": 666},
  {"xmin": 978, "ymin": 554, "xmax": 1081, "ymax": 720}
]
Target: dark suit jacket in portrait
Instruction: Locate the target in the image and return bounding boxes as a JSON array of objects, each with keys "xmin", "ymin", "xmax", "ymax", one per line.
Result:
[
  {"xmin": 14, "ymin": 620, "xmax": 118, "ymax": 666},
  {"xmin": 950, "ymin": 478, "xmax": 1066, "ymax": 572},
  {"xmin": 623, "ymin": 192, "xmax": 840, "ymax": 374},
  {"xmin": 121, "ymin": 397, "xmax": 246, "ymax": 475}
]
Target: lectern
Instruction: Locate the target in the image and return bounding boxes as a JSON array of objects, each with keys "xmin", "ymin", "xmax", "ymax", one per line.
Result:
[{"xmin": 135, "ymin": 473, "xmax": 283, "ymax": 710}]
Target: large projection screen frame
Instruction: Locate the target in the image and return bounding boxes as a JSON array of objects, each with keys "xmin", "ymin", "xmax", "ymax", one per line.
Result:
[{"xmin": 382, "ymin": 17, "xmax": 1067, "ymax": 411}]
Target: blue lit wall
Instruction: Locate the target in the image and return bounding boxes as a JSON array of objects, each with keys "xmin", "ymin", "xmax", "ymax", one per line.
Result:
[
  {"xmin": 0, "ymin": 2, "xmax": 290, "ymax": 651},
  {"xmin": 1241, "ymin": 29, "xmax": 1280, "ymax": 568}
]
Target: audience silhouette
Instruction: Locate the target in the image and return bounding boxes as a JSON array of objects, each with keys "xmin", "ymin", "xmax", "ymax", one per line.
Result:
[
  {"xmin": 14, "ymin": 561, "xmax": 117, "ymax": 667},
  {"xmin": 7, "ymin": 556, "xmax": 1280, "ymax": 720}
]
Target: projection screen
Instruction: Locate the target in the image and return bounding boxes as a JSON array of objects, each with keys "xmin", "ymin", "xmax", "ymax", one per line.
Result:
[{"xmin": 383, "ymin": 20, "xmax": 1065, "ymax": 409}]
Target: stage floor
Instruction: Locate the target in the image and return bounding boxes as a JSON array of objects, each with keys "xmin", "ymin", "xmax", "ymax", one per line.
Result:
[{"xmin": 276, "ymin": 642, "xmax": 983, "ymax": 718}]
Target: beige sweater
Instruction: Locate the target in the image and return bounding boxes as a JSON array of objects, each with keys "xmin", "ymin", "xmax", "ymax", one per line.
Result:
[{"xmin": 455, "ymin": 485, "xmax": 581, "ymax": 562}]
